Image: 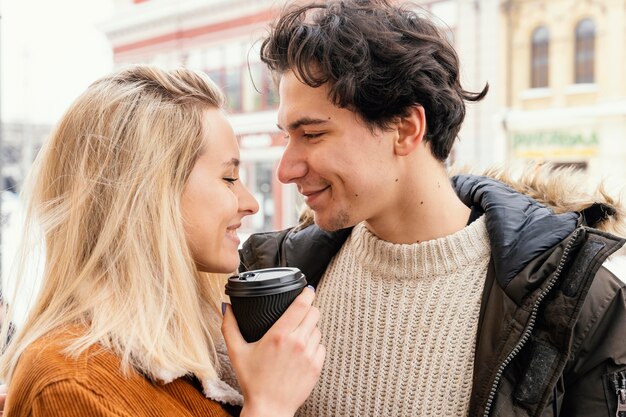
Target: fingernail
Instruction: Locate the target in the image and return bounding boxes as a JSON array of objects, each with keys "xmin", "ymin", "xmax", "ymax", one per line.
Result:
[
  {"xmin": 221, "ymin": 302, "xmax": 227, "ymax": 316},
  {"xmin": 306, "ymin": 285, "xmax": 315, "ymax": 292}
]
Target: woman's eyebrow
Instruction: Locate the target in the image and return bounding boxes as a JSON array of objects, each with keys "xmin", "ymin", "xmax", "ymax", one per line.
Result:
[{"xmin": 222, "ymin": 158, "xmax": 240, "ymax": 168}]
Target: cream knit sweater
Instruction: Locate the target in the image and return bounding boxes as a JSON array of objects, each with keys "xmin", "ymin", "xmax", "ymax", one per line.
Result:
[{"xmin": 297, "ymin": 217, "xmax": 491, "ymax": 417}]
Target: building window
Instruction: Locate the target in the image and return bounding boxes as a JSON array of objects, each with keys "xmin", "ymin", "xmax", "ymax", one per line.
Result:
[
  {"xmin": 204, "ymin": 67, "xmax": 243, "ymax": 112},
  {"xmin": 248, "ymin": 63, "xmax": 279, "ymax": 111},
  {"xmin": 575, "ymin": 19, "xmax": 595, "ymax": 84},
  {"xmin": 531, "ymin": 26, "xmax": 550, "ymax": 88},
  {"xmin": 225, "ymin": 67, "xmax": 242, "ymax": 113},
  {"xmin": 205, "ymin": 68, "xmax": 225, "ymax": 90}
]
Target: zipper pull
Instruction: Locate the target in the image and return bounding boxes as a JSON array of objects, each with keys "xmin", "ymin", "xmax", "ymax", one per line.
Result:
[
  {"xmin": 617, "ymin": 388, "xmax": 626, "ymax": 417},
  {"xmin": 612, "ymin": 372, "xmax": 626, "ymax": 417},
  {"xmin": 617, "ymin": 374, "xmax": 626, "ymax": 417}
]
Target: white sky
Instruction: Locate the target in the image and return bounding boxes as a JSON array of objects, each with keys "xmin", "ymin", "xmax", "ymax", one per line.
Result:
[
  {"xmin": 1, "ymin": 0, "xmax": 114, "ymax": 125},
  {"xmin": 1, "ymin": 0, "xmax": 115, "ymax": 321}
]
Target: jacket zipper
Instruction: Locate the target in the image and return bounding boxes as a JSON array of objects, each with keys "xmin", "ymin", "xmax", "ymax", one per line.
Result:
[
  {"xmin": 613, "ymin": 371, "xmax": 626, "ymax": 416},
  {"xmin": 482, "ymin": 228, "xmax": 581, "ymax": 417}
]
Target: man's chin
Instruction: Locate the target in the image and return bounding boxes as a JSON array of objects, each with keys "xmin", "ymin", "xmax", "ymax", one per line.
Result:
[{"xmin": 313, "ymin": 210, "xmax": 354, "ymax": 231}]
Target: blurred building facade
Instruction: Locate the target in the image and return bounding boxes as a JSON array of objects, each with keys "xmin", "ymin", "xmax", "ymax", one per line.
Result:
[
  {"xmin": 1, "ymin": 123, "xmax": 49, "ymax": 193},
  {"xmin": 102, "ymin": 0, "xmax": 499, "ymax": 235},
  {"xmin": 499, "ymin": 0, "xmax": 626, "ymax": 182}
]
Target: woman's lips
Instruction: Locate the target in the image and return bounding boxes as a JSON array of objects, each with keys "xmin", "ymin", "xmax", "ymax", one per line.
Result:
[{"xmin": 226, "ymin": 224, "xmax": 241, "ymax": 245}]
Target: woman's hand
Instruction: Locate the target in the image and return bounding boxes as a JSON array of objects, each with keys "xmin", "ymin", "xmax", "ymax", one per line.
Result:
[{"xmin": 221, "ymin": 287, "xmax": 325, "ymax": 417}]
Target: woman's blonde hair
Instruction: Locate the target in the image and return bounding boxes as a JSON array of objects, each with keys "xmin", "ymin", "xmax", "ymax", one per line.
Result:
[{"xmin": 1, "ymin": 65, "xmax": 227, "ymax": 384}]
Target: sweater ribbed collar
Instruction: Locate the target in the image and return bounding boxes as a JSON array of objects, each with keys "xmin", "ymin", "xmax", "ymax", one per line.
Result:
[{"xmin": 349, "ymin": 216, "xmax": 490, "ymax": 279}]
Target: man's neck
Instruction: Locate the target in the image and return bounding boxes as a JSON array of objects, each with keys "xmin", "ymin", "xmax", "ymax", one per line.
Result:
[{"xmin": 364, "ymin": 162, "xmax": 471, "ymax": 245}]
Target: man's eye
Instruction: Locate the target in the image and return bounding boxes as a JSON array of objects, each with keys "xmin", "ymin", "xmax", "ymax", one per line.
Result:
[
  {"xmin": 302, "ymin": 132, "xmax": 324, "ymax": 139},
  {"xmin": 223, "ymin": 177, "xmax": 239, "ymax": 184}
]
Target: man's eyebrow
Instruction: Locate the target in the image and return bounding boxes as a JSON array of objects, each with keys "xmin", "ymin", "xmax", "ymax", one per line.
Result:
[
  {"xmin": 277, "ymin": 117, "xmax": 330, "ymax": 131},
  {"xmin": 222, "ymin": 158, "xmax": 240, "ymax": 168}
]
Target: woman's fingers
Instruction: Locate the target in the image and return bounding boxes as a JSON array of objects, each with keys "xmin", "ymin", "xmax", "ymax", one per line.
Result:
[
  {"xmin": 294, "ymin": 303, "xmax": 320, "ymax": 338},
  {"xmin": 221, "ymin": 303, "xmax": 245, "ymax": 356},
  {"xmin": 268, "ymin": 287, "xmax": 315, "ymax": 335},
  {"xmin": 314, "ymin": 343, "xmax": 326, "ymax": 371},
  {"xmin": 305, "ymin": 327, "xmax": 322, "ymax": 358}
]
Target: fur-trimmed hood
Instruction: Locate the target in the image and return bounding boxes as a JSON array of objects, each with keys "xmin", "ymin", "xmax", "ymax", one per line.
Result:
[{"xmin": 477, "ymin": 165, "xmax": 626, "ymax": 238}]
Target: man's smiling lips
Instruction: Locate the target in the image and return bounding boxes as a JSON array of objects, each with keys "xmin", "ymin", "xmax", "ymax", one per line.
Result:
[{"xmin": 300, "ymin": 186, "xmax": 330, "ymax": 207}]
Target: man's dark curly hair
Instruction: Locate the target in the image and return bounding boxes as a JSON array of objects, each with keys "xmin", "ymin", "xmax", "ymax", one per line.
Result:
[{"xmin": 260, "ymin": 0, "xmax": 488, "ymax": 161}]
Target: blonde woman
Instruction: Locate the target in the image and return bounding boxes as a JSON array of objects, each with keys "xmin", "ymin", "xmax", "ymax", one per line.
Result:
[{"xmin": 0, "ymin": 66, "xmax": 324, "ymax": 417}]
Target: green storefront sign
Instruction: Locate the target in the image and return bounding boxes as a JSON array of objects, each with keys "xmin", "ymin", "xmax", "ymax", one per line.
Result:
[{"xmin": 513, "ymin": 131, "xmax": 599, "ymax": 149}]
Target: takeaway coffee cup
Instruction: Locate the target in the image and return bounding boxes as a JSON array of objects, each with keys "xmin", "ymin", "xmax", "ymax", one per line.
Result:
[{"xmin": 225, "ymin": 267, "xmax": 308, "ymax": 343}]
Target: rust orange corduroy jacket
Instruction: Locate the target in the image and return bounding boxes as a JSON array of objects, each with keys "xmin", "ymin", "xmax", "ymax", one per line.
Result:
[{"xmin": 6, "ymin": 327, "xmax": 231, "ymax": 417}]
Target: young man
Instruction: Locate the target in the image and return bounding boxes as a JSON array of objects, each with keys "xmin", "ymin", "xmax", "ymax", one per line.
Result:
[{"xmin": 239, "ymin": 0, "xmax": 626, "ymax": 416}]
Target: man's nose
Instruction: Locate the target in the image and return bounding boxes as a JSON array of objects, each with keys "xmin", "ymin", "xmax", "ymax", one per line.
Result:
[{"xmin": 276, "ymin": 141, "xmax": 307, "ymax": 184}]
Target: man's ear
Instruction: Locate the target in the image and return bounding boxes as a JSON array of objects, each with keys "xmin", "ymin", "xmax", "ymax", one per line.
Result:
[{"xmin": 393, "ymin": 105, "xmax": 426, "ymax": 156}]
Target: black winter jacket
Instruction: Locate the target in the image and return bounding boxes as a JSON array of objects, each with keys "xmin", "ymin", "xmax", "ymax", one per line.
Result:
[{"xmin": 240, "ymin": 174, "xmax": 626, "ymax": 417}]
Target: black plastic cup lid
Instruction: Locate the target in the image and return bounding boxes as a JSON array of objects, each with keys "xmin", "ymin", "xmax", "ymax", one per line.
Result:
[{"xmin": 225, "ymin": 267, "xmax": 307, "ymax": 297}]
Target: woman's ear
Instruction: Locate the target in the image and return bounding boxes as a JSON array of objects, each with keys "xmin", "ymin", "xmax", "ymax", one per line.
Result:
[{"xmin": 393, "ymin": 105, "xmax": 426, "ymax": 156}]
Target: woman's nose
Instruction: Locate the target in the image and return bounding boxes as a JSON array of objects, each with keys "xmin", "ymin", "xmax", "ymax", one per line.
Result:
[{"xmin": 239, "ymin": 183, "xmax": 259, "ymax": 216}]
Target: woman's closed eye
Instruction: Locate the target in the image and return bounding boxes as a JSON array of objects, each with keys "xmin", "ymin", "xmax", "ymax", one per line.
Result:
[{"xmin": 223, "ymin": 177, "xmax": 239, "ymax": 185}]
